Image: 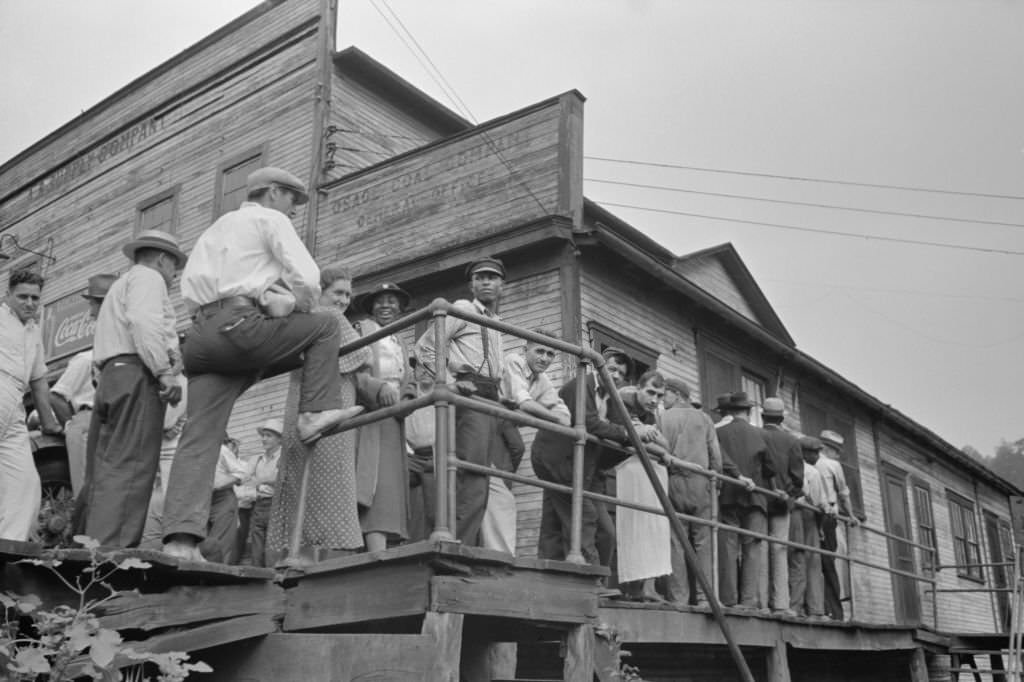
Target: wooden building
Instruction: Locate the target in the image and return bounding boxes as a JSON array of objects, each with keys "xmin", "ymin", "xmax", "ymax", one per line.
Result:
[{"xmin": 0, "ymin": 0, "xmax": 1018, "ymax": 679}]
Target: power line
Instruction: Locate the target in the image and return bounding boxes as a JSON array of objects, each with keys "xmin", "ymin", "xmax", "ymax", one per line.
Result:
[
  {"xmin": 586, "ymin": 156, "xmax": 1024, "ymax": 202},
  {"xmin": 764, "ymin": 278, "xmax": 1024, "ymax": 304},
  {"xmin": 595, "ymin": 200, "xmax": 1024, "ymax": 256},
  {"xmin": 586, "ymin": 177, "xmax": 1024, "ymax": 230}
]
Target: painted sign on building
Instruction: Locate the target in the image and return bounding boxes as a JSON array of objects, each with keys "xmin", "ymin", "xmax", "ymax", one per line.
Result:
[{"xmin": 43, "ymin": 291, "xmax": 95, "ymax": 362}]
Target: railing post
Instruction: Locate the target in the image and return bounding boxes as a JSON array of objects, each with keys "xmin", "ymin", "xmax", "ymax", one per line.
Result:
[
  {"xmin": 565, "ymin": 358, "xmax": 590, "ymax": 565},
  {"xmin": 430, "ymin": 301, "xmax": 455, "ymax": 542},
  {"xmin": 448, "ymin": 405, "xmax": 458, "ymax": 541},
  {"xmin": 846, "ymin": 522, "xmax": 857, "ymax": 622}
]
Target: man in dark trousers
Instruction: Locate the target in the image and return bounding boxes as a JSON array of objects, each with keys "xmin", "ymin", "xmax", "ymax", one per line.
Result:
[
  {"xmin": 716, "ymin": 391, "xmax": 774, "ymax": 610},
  {"xmin": 413, "ymin": 257, "xmax": 508, "ymax": 546},
  {"xmin": 759, "ymin": 397, "xmax": 803, "ymax": 616},
  {"xmin": 531, "ymin": 347, "xmax": 641, "ymax": 564}
]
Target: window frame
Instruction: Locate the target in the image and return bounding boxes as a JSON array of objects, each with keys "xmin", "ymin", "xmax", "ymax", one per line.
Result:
[
  {"xmin": 135, "ymin": 184, "xmax": 181, "ymax": 235},
  {"xmin": 947, "ymin": 490, "xmax": 985, "ymax": 583},
  {"xmin": 696, "ymin": 332, "xmax": 774, "ymax": 425},
  {"xmin": 212, "ymin": 145, "xmax": 267, "ymax": 219},
  {"xmin": 910, "ymin": 478, "xmax": 938, "ymax": 575},
  {"xmin": 587, "ymin": 321, "xmax": 658, "ymax": 385}
]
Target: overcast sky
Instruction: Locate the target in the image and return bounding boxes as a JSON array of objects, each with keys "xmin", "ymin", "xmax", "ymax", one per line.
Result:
[{"xmin": 2, "ymin": 0, "xmax": 1022, "ymax": 453}]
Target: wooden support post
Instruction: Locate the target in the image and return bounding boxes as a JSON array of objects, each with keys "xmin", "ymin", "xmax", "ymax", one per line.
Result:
[
  {"xmin": 462, "ymin": 641, "xmax": 517, "ymax": 682},
  {"xmin": 765, "ymin": 638, "xmax": 791, "ymax": 682},
  {"xmin": 422, "ymin": 612, "xmax": 464, "ymax": 682},
  {"xmin": 908, "ymin": 647, "xmax": 929, "ymax": 682},
  {"xmin": 564, "ymin": 624, "xmax": 595, "ymax": 682}
]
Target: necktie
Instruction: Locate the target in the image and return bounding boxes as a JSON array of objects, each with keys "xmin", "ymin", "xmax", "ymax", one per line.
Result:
[{"xmin": 481, "ymin": 324, "xmax": 494, "ymax": 377}]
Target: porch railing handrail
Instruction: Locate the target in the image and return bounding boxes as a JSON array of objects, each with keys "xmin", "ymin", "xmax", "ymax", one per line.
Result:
[{"xmin": 282, "ymin": 297, "xmax": 953, "ymax": 676}]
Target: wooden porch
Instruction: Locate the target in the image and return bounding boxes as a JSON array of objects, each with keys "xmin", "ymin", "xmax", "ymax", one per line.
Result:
[{"xmin": 0, "ymin": 538, "xmax": 972, "ymax": 681}]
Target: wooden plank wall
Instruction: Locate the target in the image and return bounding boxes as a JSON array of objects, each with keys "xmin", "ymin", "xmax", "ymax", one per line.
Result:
[
  {"xmin": 314, "ymin": 95, "xmax": 577, "ymax": 275},
  {"xmin": 0, "ymin": 0, "xmax": 323, "ymax": 450},
  {"xmin": 675, "ymin": 254, "xmax": 761, "ymax": 325}
]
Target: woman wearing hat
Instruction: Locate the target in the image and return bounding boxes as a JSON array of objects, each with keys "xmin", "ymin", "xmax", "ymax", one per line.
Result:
[
  {"xmin": 353, "ymin": 281, "xmax": 415, "ymax": 551},
  {"xmin": 265, "ymin": 266, "xmax": 374, "ymax": 561}
]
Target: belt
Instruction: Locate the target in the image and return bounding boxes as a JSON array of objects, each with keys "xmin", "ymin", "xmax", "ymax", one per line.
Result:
[
  {"xmin": 97, "ymin": 353, "xmax": 141, "ymax": 371},
  {"xmin": 454, "ymin": 373, "xmax": 500, "ymax": 400},
  {"xmin": 412, "ymin": 446, "xmax": 434, "ymax": 458},
  {"xmin": 197, "ymin": 295, "xmax": 257, "ymax": 316}
]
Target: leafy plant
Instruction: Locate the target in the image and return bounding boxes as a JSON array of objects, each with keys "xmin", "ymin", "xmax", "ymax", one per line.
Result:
[
  {"xmin": 595, "ymin": 621, "xmax": 646, "ymax": 681},
  {"xmin": 36, "ymin": 486, "xmax": 76, "ymax": 548},
  {"xmin": 0, "ymin": 535, "xmax": 212, "ymax": 681}
]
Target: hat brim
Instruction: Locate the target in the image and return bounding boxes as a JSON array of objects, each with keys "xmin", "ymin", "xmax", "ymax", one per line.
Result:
[
  {"xmin": 468, "ymin": 266, "xmax": 505, "ymax": 278},
  {"xmin": 122, "ymin": 241, "xmax": 188, "ymax": 269},
  {"xmin": 359, "ymin": 287, "xmax": 411, "ymax": 316},
  {"xmin": 257, "ymin": 428, "xmax": 282, "ymax": 437}
]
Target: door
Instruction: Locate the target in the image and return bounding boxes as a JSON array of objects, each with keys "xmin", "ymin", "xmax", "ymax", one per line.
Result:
[
  {"xmin": 881, "ymin": 466, "xmax": 921, "ymax": 624},
  {"xmin": 983, "ymin": 511, "xmax": 1013, "ymax": 631}
]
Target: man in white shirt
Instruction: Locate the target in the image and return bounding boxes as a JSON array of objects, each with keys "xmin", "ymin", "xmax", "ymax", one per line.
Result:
[
  {"xmin": 236, "ymin": 419, "xmax": 282, "ymax": 567},
  {"xmin": 0, "ymin": 269, "xmax": 63, "ymax": 540},
  {"xmin": 51, "ymin": 273, "xmax": 115, "ymax": 495},
  {"xmin": 789, "ymin": 436, "xmax": 829, "ymax": 622},
  {"xmin": 816, "ymin": 429, "xmax": 858, "ymax": 620},
  {"xmin": 80, "ymin": 230, "xmax": 184, "ymax": 548},
  {"xmin": 162, "ymin": 167, "xmax": 358, "ymax": 562}
]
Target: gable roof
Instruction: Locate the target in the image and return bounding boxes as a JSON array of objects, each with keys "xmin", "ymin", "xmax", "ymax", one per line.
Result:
[{"xmin": 673, "ymin": 242, "xmax": 793, "ymax": 345}]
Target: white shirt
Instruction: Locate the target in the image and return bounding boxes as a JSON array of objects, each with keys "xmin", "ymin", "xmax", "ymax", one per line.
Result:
[
  {"xmin": 502, "ymin": 352, "xmax": 570, "ymax": 423},
  {"xmin": 181, "ymin": 202, "xmax": 320, "ymax": 313},
  {"xmin": 0, "ymin": 302, "xmax": 47, "ymax": 388},
  {"xmin": 52, "ymin": 350, "xmax": 95, "ymax": 410},
  {"xmin": 213, "ymin": 444, "xmax": 250, "ymax": 491},
  {"xmin": 92, "ymin": 265, "xmax": 178, "ymax": 377}
]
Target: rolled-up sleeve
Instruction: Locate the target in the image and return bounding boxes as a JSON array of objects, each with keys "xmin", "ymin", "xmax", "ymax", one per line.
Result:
[
  {"xmin": 266, "ymin": 215, "xmax": 321, "ymax": 305},
  {"xmin": 503, "ymin": 354, "xmax": 534, "ymax": 406}
]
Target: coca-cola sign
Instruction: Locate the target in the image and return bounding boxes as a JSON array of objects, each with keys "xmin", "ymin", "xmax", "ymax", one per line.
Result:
[{"xmin": 43, "ymin": 292, "xmax": 96, "ymax": 361}]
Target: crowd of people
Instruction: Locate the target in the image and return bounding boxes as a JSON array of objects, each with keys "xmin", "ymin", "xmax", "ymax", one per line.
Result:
[{"xmin": 0, "ymin": 164, "xmax": 857, "ymax": 621}]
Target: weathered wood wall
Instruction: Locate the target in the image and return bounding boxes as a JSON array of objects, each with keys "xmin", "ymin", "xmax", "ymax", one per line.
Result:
[{"xmin": 0, "ymin": 0, "xmax": 322, "ymax": 454}]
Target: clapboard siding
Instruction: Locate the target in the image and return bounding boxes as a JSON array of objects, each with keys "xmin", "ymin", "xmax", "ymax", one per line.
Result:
[
  {"xmin": 0, "ymin": 0, "xmax": 319, "ymax": 203},
  {"xmin": 675, "ymin": 254, "xmax": 760, "ymax": 323},
  {"xmin": 315, "ymin": 94, "xmax": 578, "ymax": 273},
  {"xmin": 327, "ymin": 72, "xmax": 450, "ymax": 179}
]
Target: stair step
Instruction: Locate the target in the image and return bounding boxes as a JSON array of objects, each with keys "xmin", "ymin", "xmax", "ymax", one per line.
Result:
[{"xmin": 950, "ymin": 649, "xmax": 1011, "ymax": 655}]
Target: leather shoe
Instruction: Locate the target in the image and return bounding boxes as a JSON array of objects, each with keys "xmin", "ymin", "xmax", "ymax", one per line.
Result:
[{"xmin": 297, "ymin": 406, "xmax": 365, "ymax": 444}]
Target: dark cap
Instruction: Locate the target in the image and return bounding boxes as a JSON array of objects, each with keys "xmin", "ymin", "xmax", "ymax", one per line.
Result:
[
  {"xmin": 800, "ymin": 436, "xmax": 824, "ymax": 451},
  {"xmin": 465, "ymin": 257, "xmax": 506, "ymax": 280},
  {"xmin": 246, "ymin": 167, "xmax": 309, "ymax": 205},
  {"xmin": 81, "ymin": 274, "xmax": 117, "ymax": 301},
  {"xmin": 601, "ymin": 346, "xmax": 634, "ymax": 375},
  {"xmin": 665, "ymin": 378, "xmax": 690, "ymax": 398},
  {"xmin": 359, "ymin": 282, "xmax": 411, "ymax": 315},
  {"xmin": 714, "ymin": 393, "xmax": 732, "ymax": 413}
]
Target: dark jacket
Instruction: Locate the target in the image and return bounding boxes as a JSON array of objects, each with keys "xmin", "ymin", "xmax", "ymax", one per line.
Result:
[
  {"xmin": 761, "ymin": 424, "xmax": 804, "ymax": 512},
  {"xmin": 717, "ymin": 418, "xmax": 774, "ymax": 510},
  {"xmin": 531, "ymin": 374, "xmax": 631, "ymax": 488}
]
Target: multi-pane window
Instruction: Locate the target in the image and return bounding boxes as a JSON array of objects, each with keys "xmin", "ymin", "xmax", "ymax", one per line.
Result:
[
  {"xmin": 740, "ymin": 373, "xmax": 766, "ymax": 427},
  {"xmin": 912, "ymin": 483, "xmax": 938, "ymax": 574},
  {"xmin": 948, "ymin": 492, "xmax": 983, "ymax": 581},
  {"xmin": 588, "ymin": 323, "xmax": 657, "ymax": 386},
  {"xmin": 699, "ymin": 341, "xmax": 770, "ymax": 426},
  {"xmin": 137, "ymin": 188, "xmax": 178, "ymax": 235},
  {"xmin": 215, "ymin": 151, "xmax": 263, "ymax": 217}
]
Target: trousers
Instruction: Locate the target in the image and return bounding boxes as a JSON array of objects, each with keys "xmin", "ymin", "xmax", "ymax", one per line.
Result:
[
  {"xmin": 64, "ymin": 409, "xmax": 91, "ymax": 495},
  {"xmin": 247, "ymin": 497, "xmax": 273, "ymax": 567},
  {"xmin": 0, "ymin": 377, "xmax": 40, "ymax": 541},
  {"xmin": 821, "ymin": 514, "xmax": 844, "ymax": 619},
  {"xmin": 162, "ymin": 302, "xmax": 342, "ymax": 543},
  {"xmin": 81, "ymin": 357, "xmax": 164, "ymax": 548},
  {"xmin": 200, "ymin": 487, "xmax": 239, "ymax": 563},
  {"xmin": 789, "ymin": 508, "xmax": 825, "ymax": 616},
  {"xmin": 718, "ymin": 505, "xmax": 766, "ymax": 607},
  {"xmin": 480, "ymin": 474, "xmax": 517, "ymax": 555},
  {"xmin": 760, "ymin": 505, "xmax": 791, "ymax": 611},
  {"xmin": 663, "ymin": 472, "xmax": 713, "ymax": 605}
]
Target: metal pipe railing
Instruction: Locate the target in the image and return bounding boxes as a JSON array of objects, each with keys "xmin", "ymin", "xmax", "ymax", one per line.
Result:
[{"xmin": 277, "ymin": 298, "xmax": 955, "ymax": 676}]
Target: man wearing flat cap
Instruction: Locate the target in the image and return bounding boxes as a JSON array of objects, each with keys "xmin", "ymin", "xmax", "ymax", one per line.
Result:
[
  {"xmin": 413, "ymin": 256, "xmax": 509, "ymax": 545},
  {"xmin": 51, "ymin": 273, "xmax": 115, "ymax": 495},
  {"xmin": 162, "ymin": 167, "xmax": 358, "ymax": 562},
  {"xmin": 789, "ymin": 437, "xmax": 828, "ymax": 622},
  {"xmin": 78, "ymin": 230, "xmax": 185, "ymax": 548},
  {"xmin": 715, "ymin": 391, "xmax": 774, "ymax": 610},
  {"xmin": 658, "ymin": 377, "xmax": 721, "ymax": 607}
]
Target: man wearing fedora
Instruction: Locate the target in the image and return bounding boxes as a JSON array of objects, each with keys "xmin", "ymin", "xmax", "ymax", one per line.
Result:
[
  {"xmin": 759, "ymin": 397, "xmax": 804, "ymax": 616},
  {"xmin": 79, "ymin": 229, "xmax": 185, "ymax": 548},
  {"xmin": 413, "ymin": 257, "xmax": 509, "ymax": 546},
  {"xmin": 817, "ymin": 428, "xmax": 857, "ymax": 620},
  {"xmin": 51, "ymin": 273, "xmax": 116, "ymax": 495},
  {"xmin": 0, "ymin": 269, "xmax": 63, "ymax": 541},
  {"xmin": 790, "ymin": 436, "xmax": 829, "ymax": 622},
  {"xmin": 236, "ymin": 418, "xmax": 283, "ymax": 566},
  {"xmin": 659, "ymin": 378, "xmax": 721, "ymax": 607},
  {"xmin": 716, "ymin": 391, "xmax": 773, "ymax": 611},
  {"xmin": 162, "ymin": 167, "xmax": 358, "ymax": 562}
]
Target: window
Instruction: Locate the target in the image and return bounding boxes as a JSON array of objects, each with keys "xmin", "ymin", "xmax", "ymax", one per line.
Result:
[
  {"xmin": 799, "ymin": 396, "xmax": 864, "ymax": 519},
  {"xmin": 699, "ymin": 338, "xmax": 770, "ymax": 426},
  {"xmin": 136, "ymin": 186, "xmax": 180, "ymax": 235},
  {"xmin": 912, "ymin": 482, "xmax": 938, "ymax": 574},
  {"xmin": 587, "ymin": 322, "xmax": 658, "ymax": 385},
  {"xmin": 948, "ymin": 492, "xmax": 983, "ymax": 582},
  {"xmin": 214, "ymin": 148, "xmax": 264, "ymax": 217}
]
